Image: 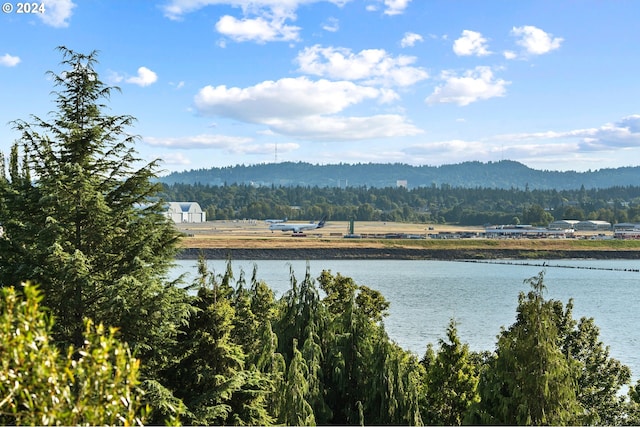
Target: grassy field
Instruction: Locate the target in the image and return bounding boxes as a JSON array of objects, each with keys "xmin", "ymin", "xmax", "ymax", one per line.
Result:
[{"xmin": 174, "ymin": 220, "xmax": 640, "ymax": 252}]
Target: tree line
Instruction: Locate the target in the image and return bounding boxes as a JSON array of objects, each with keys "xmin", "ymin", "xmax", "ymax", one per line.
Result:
[
  {"xmin": 160, "ymin": 181, "xmax": 640, "ymax": 226},
  {"xmin": 2, "ymin": 47, "xmax": 640, "ymax": 425}
]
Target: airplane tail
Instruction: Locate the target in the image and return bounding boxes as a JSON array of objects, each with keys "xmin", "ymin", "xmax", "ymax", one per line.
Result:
[{"xmin": 317, "ymin": 216, "xmax": 327, "ymax": 228}]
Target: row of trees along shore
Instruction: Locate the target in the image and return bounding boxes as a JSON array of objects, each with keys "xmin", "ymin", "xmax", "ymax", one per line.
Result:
[
  {"xmin": 2, "ymin": 47, "xmax": 640, "ymax": 425},
  {"xmin": 160, "ymin": 181, "xmax": 640, "ymax": 226}
]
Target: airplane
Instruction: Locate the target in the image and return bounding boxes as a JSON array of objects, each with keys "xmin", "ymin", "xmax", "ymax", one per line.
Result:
[
  {"xmin": 264, "ymin": 217, "xmax": 288, "ymax": 224},
  {"xmin": 269, "ymin": 216, "xmax": 326, "ymax": 233}
]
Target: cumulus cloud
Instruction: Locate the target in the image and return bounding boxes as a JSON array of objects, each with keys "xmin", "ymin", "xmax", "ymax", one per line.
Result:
[
  {"xmin": 193, "ymin": 76, "xmax": 422, "ymax": 141},
  {"xmin": 400, "ymin": 32, "xmax": 423, "ymax": 48},
  {"xmin": 383, "ymin": 0, "xmax": 411, "ymax": 15},
  {"xmin": 125, "ymin": 67, "xmax": 158, "ymax": 87},
  {"xmin": 453, "ymin": 30, "xmax": 491, "ymax": 56},
  {"xmin": 161, "ymin": 0, "xmax": 323, "ymax": 20},
  {"xmin": 364, "ymin": 0, "xmax": 411, "ymax": 15},
  {"xmin": 426, "ymin": 66, "xmax": 509, "ymax": 106},
  {"xmin": 40, "ymin": 0, "xmax": 75, "ymax": 27},
  {"xmin": 0, "ymin": 54, "xmax": 20, "ymax": 67},
  {"xmin": 194, "ymin": 76, "xmax": 382, "ymax": 123},
  {"xmin": 296, "ymin": 45, "xmax": 428, "ymax": 87},
  {"xmin": 144, "ymin": 134, "xmax": 253, "ymax": 149},
  {"xmin": 508, "ymin": 25, "xmax": 563, "ymax": 58},
  {"xmin": 162, "ymin": 0, "xmax": 349, "ymax": 43},
  {"xmin": 215, "ymin": 13, "xmax": 301, "ymax": 43}
]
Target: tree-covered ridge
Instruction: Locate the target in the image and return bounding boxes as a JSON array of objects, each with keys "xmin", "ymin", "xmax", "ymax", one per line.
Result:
[
  {"xmin": 159, "ymin": 160, "xmax": 640, "ymax": 190},
  {"xmin": 160, "ymin": 182, "xmax": 640, "ymax": 225}
]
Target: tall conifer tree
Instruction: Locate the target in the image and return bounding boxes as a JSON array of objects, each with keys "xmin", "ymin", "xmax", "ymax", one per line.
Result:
[
  {"xmin": 474, "ymin": 272, "xmax": 582, "ymax": 425},
  {"xmin": 0, "ymin": 47, "xmax": 190, "ymax": 371}
]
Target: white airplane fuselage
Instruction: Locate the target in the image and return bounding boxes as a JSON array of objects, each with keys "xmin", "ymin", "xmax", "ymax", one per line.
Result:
[{"xmin": 269, "ymin": 217, "xmax": 326, "ymax": 233}]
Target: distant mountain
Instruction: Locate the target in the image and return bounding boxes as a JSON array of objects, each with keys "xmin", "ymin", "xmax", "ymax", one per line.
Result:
[{"xmin": 158, "ymin": 160, "xmax": 640, "ymax": 190}]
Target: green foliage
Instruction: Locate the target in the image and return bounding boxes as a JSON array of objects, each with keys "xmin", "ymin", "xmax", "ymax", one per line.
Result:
[
  {"xmin": 159, "ymin": 180, "xmax": 640, "ymax": 225},
  {"xmin": 0, "ymin": 283, "xmax": 146, "ymax": 426},
  {"xmin": 422, "ymin": 319, "xmax": 480, "ymax": 425},
  {"xmin": 317, "ymin": 270, "xmax": 423, "ymax": 425},
  {"xmin": 0, "ymin": 47, "xmax": 191, "ymax": 389},
  {"xmin": 469, "ymin": 272, "xmax": 632, "ymax": 425},
  {"xmin": 558, "ymin": 301, "xmax": 631, "ymax": 424},
  {"xmin": 161, "ymin": 261, "xmax": 273, "ymax": 426},
  {"xmin": 473, "ymin": 272, "xmax": 582, "ymax": 425}
]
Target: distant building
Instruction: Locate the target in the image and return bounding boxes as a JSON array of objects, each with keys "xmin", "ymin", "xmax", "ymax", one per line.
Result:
[
  {"xmin": 549, "ymin": 219, "xmax": 580, "ymax": 229},
  {"xmin": 396, "ymin": 180, "xmax": 408, "ymax": 188},
  {"xmin": 614, "ymin": 222, "xmax": 640, "ymax": 230},
  {"xmin": 165, "ymin": 202, "xmax": 206, "ymax": 223},
  {"xmin": 614, "ymin": 222, "xmax": 640, "ymax": 239},
  {"xmin": 574, "ymin": 220, "xmax": 611, "ymax": 231},
  {"xmin": 485, "ymin": 224, "xmax": 574, "ymax": 239}
]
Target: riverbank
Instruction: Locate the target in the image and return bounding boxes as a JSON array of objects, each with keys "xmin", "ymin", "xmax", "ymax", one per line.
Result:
[
  {"xmin": 177, "ymin": 246, "xmax": 640, "ymax": 260},
  {"xmin": 175, "ymin": 221, "xmax": 640, "ymax": 260}
]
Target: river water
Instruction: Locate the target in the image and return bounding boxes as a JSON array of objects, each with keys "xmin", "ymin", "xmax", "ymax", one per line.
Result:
[{"xmin": 171, "ymin": 258, "xmax": 640, "ymax": 379}]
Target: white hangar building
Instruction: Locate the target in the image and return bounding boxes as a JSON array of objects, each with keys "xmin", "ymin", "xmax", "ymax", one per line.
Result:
[{"xmin": 165, "ymin": 202, "xmax": 206, "ymax": 223}]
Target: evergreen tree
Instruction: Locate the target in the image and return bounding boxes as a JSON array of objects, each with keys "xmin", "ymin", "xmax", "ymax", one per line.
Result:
[
  {"xmin": 422, "ymin": 319, "xmax": 480, "ymax": 425},
  {"xmin": 473, "ymin": 271, "xmax": 582, "ymax": 425},
  {"xmin": 0, "ymin": 47, "xmax": 191, "ymax": 374},
  {"xmin": 318, "ymin": 270, "xmax": 423, "ymax": 426},
  {"xmin": 558, "ymin": 300, "xmax": 631, "ymax": 424},
  {"xmin": 274, "ymin": 265, "xmax": 331, "ymax": 424},
  {"xmin": 163, "ymin": 278, "xmax": 273, "ymax": 426}
]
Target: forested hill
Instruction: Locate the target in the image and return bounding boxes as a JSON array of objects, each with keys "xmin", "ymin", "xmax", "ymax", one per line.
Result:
[{"xmin": 158, "ymin": 160, "xmax": 640, "ymax": 190}]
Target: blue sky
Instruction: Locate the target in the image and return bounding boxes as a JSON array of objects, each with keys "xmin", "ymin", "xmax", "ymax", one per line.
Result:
[{"xmin": 2, "ymin": 0, "xmax": 640, "ymax": 174}]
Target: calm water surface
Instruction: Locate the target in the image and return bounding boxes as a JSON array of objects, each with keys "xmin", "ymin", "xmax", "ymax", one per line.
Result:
[{"xmin": 171, "ymin": 259, "xmax": 640, "ymax": 378}]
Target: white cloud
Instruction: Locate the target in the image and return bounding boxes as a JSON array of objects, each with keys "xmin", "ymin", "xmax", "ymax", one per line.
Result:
[
  {"xmin": 215, "ymin": 14, "xmax": 301, "ymax": 43},
  {"xmin": 194, "ymin": 76, "xmax": 382, "ymax": 123},
  {"xmin": 400, "ymin": 32, "xmax": 423, "ymax": 48},
  {"xmin": 269, "ymin": 114, "xmax": 423, "ymax": 141},
  {"xmin": 229, "ymin": 141, "xmax": 300, "ymax": 155},
  {"xmin": 399, "ymin": 115, "xmax": 640, "ymax": 168},
  {"xmin": 144, "ymin": 134, "xmax": 253, "ymax": 149},
  {"xmin": 162, "ymin": 1, "xmax": 351, "ymax": 43},
  {"xmin": 426, "ymin": 66, "xmax": 509, "ymax": 106},
  {"xmin": 383, "ymin": 0, "xmax": 411, "ymax": 15},
  {"xmin": 158, "ymin": 152, "xmax": 192, "ymax": 166},
  {"xmin": 40, "ymin": 0, "xmax": 76, "ymax": 28},
  {"xmin": 0, "ymin": 54, "xmax": 20, "ymax": 67},
  {"xmin": 404, "ymin": 139, "xmax": 486, "ymax": 156},
  {"xmin": 509, "ymin": 25, "xmax": 563, "ymax": 58},
  {"xmin": 161, "ymin": 0, "xmax": 344, "ymax": 20},
  {"xmin": 125, "ymin": 67, "xmax": 158, "ymax": 87},
  {"xmin": 453, "ymin": 30, "xmax": 491, "ymax": 56},
  {"xmin": 322, "ymin": 17, "xmax": 339, "ymax": 32},
  {"xmin": 193, "ymin": 76, "xmax": 422, "ymax": 141},
  {"xmin": 296, "ymin": 45, "xmax": 428, "ymax": 87},
  {"xmin": 495, "ymin": 115, "xmax": 640, "ymax": 152}
]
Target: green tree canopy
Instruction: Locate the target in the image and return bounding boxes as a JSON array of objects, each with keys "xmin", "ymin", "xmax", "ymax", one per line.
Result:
[
  {"xmin": 0, "ymin": 283, "xmax": 146, "ymax": 426},
  {"xmin": 474, "ymin": 272, "xmax": 582, "ymax": 425},
  {"xmin": 0, "ymin": 47, "xmax": 190, "ymax": 373}
]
